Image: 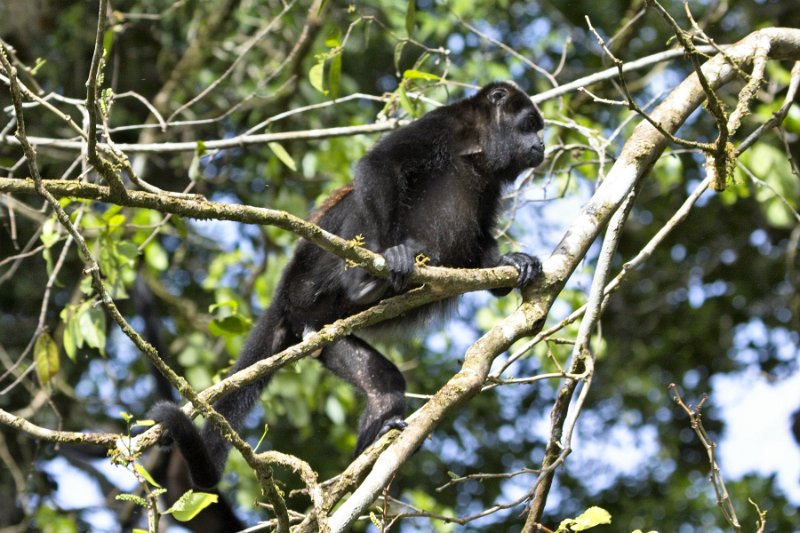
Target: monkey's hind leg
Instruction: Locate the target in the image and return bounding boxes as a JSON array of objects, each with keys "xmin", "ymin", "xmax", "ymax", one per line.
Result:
[{"xmin": 320, "ymin": 336, "xmax": 407, "ymax": 455}]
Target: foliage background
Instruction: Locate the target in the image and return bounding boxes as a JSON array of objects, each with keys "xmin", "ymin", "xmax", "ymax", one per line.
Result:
[{"xmin": 1, "ymin": 0, "xmax": 798, "ymax": 531}]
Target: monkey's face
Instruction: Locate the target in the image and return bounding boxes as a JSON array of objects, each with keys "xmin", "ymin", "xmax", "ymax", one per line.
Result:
[{"xmin": 478, "ymin": 82, "xmax": 545, "ymax": 179}]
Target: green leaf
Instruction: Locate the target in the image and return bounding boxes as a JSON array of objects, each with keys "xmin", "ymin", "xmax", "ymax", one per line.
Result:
[
  {"xmin": 165, "ymin": 490, "xmax": 219, "ymax": 522},
  {"xmin": 329, "ymin": 52, "xmax": 342, "ymax": 98},
  {"xmin": 398, "ymin": 83, "xmax": 416, "ymax": 117},
  {"xmin": 309, "ymin": 62, "xmax": 326, "ymax": 94},
  {"xmin": 61, "ymin": 306, "xmax": 79, "ymax": 361},
  {"xmin": 105, "ymin": 213, "xmax": 126, "ymax": 232},
  {"xmin": 79, "ymin": 305, "xmax": 107, "ymax": 354},
  {"xmin": 144, "ymin": 242, "xmax": 168, "ymax": 271},
  {"xmin": 402, "ymin": 69, "xmax": 440, "ymax": 81},
  {"xmin": 268, "ymin": 142, "xmax": 297, "ymax": 171},
  {"xmin": 34, "ymin": 333, "xmax": 59, "ymax": 386},
  {"xmin": 394, "ymin": 41, "xmax": 407, "ymax": 75},
  {"xmin": 209, "ymin": 300, "xmax": 239, "ymax": 314},
  {"xmin": 116, "ymin": 241, "xmax": 140, "ymax": 265},
  {"xmin": 135, "ymin": 463, "xmax": 162, "ymax": 488},
  {"xmin": 405, "ymin": 0, "xmax": 416, "ymax": 35},
  {"xmin": 103, "ymin": 28, "xmax": 115, "ymax": 56},
  {"xmin": 209, "ymin": 315, "xmax": 250, "ymax": 337},
  {"xmin": 40, "ymin": 217, "xmax": 60, "ymax": 249},
  {"xmin": 557, "ymin": 506, "xmax": 612, "ymax": 532}
]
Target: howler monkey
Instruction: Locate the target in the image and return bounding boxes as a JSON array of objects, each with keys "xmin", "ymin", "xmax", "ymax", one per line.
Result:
[{"xmin": 149, "ymin": 81, "xmax": 545, "ymax": 489}]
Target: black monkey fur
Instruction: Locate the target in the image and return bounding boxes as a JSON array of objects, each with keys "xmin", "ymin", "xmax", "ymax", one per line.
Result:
[{"xmin": 148, "ymin": 81, "xmax": 545, "ymax": 489}]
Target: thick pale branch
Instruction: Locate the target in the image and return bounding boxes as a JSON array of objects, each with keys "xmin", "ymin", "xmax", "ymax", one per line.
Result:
[{"xmin": 326, "ymin": 27, "xmax": 800, "ymax": 532}]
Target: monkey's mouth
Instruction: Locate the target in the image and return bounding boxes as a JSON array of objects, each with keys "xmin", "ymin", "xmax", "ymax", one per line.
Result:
[{"xmin": 529, "ymin": 147, "xmax": 545, "ymax": 167}]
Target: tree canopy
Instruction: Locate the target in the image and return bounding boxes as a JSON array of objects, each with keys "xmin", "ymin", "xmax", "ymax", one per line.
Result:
[{"xmin": 1, "ymin": 1, "xmax": 799, "ymax": 532}]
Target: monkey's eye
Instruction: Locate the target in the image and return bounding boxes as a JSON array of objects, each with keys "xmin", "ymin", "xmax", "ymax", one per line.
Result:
[
  {"xmin": 520, "ymin": 112, "xmax": 543, "ymax": 134},
  {"xmin": 487, "ymin": 87, "xmax": 508, "ymax": 105}
]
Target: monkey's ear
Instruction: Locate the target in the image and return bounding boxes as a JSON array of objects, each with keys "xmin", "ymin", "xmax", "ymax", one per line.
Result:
[{"xmin": 486, "ymin": 86, "xmax": 509, "ymax": 105}]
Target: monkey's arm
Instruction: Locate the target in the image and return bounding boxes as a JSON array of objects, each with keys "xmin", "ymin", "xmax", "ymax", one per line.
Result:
[{"xmin": 347, "ymin": 143, "xmax": 432, "ymax": 296}]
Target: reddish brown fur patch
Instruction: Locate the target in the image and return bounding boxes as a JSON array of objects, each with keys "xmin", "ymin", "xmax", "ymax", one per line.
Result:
[{"xmin": 309, "ymin": 183, "xmax": 354, "ymax": 224}]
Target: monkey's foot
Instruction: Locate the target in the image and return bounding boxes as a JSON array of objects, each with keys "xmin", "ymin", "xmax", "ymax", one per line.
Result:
[
  {"xmin": 376, "ymin": 416, "xmax": 408, "ymax": 439},
  {"xmin": 355, "ymin": 416, "xmax": 408, "ymax": 456}
]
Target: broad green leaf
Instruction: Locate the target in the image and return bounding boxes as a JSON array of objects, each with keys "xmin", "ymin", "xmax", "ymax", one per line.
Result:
[
  {"xmin": 309, "ymin": 62, "xmax": 325, "ymax": 94},
  {"xmin": 79, "ymin": 305, "xmax": 107, "ymax": 354},
  {"xmin": 268, "ymin": 142, "xmax": 297, "ymax": 171},
  {"xmin": 34, "ymin": 333, "xmax": 59, "ymax": 386},
  {"xmin": 571, "ymin": 506, "xmax": 612, "ymax": 530},
  {"xmin": 209, "ymin": 315, "xmax": 250, "ymax": 337},
  {"xmin": 166, "ymin": 490, "xmax": 219, "ymax": 522},
  {"xmin": 106, "ymin": 214, "xmax": 126, "ymax": 231},
  {"xmin": 116, "ymin": 241, "xmax": 139, "ymax": 265},
  {"xmin": 557, "ymin": 506, "xmax": 612, "ymax": 532}
]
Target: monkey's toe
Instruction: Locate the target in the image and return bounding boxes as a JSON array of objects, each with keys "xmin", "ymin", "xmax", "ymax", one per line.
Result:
[{"xmin": 376, "ymin": 416, "xmax": 408, "ymax": 438}]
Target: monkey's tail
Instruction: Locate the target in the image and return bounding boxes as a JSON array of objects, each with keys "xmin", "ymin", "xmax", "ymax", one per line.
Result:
[{"xmin": 149, "ymin": 305, "xmax": 289, "ymax": 488}]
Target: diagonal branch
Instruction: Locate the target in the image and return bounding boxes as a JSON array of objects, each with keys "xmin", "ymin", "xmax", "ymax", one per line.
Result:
[{"xmin": 324, "ymin": 26, "xmax": 800, "ymax": 533}]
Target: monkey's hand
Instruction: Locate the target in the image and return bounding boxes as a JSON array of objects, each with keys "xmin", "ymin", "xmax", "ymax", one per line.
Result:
[
  {"xmin": 383, "ymin": 243, "xmax": 418, "ymax": 292},
  {"xmin": 344, "ymin": 269, "xmax": 388, "ymax": 305},
  {"xmin": 491, "ymin": 252, "xmax": 541, "ymax": 296}
]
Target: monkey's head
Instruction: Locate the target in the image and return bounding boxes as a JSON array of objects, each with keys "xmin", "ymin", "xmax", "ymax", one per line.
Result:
[{"xmin": 459, "ymin": 81, "xmax": 545, "ymax": 180}]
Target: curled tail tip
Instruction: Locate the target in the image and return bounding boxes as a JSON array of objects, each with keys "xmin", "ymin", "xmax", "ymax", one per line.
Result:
[{"xmin": 146, "ymin": 401, "xmax": 222, "ymax": 488}]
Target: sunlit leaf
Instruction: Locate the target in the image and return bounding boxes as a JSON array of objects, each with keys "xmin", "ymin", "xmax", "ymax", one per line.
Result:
[
  {"xmin": 309, "ymin": 62, "xmax": 326, "ymax": 94},
  {"xmin": 135, "ymin": 463, "xmax": 162, "ymax": 488},
  {"xmin": 268, "ymin": 142, "xmax": 297, "ymax": 171},
  {"xmin": 402, "ymin": 69, "xmax": 440, "ymax": 81},
  {"xmin": 34, "ymin": 333, "xmax": 59, "ymax": 386},
  {"xmin": 144, "ymin": 242, "xmax": 168, "ymax": 271},
  {"xmin": 165, "ymin": 490, "xmax": 219, "ymax": 522}
]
